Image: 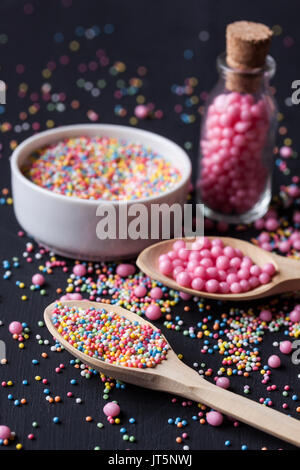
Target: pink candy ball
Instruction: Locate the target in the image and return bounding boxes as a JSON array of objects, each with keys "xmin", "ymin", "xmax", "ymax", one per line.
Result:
[
  {"xmin": 32, "ymin": 273, "xmax": 45, "ymax": 286},
  {"xmin": 249, "ymin": 276, "xmax": 259, "ymax": 288},
  {"xmin": 173, "ymin": 240, "xmax": 186, "ymax": 251},
  {"xmin": 134, "ymin": 285, "xmax": 147, "ymax": 298},
  {"xmin": 216, "ymin": 256, "xmax": 229, "ymax": 270},
  {"xmin": 219, "ymin": 282, "xmax": 230, "ymax": 293},
  {"xmin": 116, "ymin": 264, "xmax": 136, "ymax": 277},
  {"xmin": 279, "ymin": 341, "xmax": 292, "ymax": 355},
  {"xmin": 280, "ymin": 146, "xmax": 292, "ymax": 158},
  {"xmin": 73, "ymin": 264, "xmax": 87, "ymax": 277},
  {"xmin": 226, "ymin": 273, "xmax": 238, "ymax": 285},
  {"xmin": 259, "ymin": 310, "xmax": 272, "ymax": 322},
  {"xmin": 259, "ymin": 272, "xmax": 271, "ymax": 284},
  {"xmin": 230, "ymin": 282, "xmax": 242, "ymax": 293},
  {"xmin": 205, "ymin": 279, "xmax": 219, "ymax": 293},
  {"xmin": 206, "ymin": 411, "xmax": 223, "ymax": 427},
  {"xmin": 216, "ymin": 377, "xmax": 230, "ymax": 389},
  {"xmin": 60, "ymin": 294, "xmax": 71, "ymax": 301},
  {"xmin": 267, "ymin": 355, "xmax": 281, "ymax": 368},
  {"xmin": 293, "ymin": 212, "xmax": 300, "ymax": 224},
  {"xmin": 288, "ymin": 185, "xmax": 300, "ymax": 198},
  {"xmin": 9, "ymin": 321, "xmax": 23, "ymax": 335},
  {"xmin": 150, "ymin": 287, "xmax": 163, "ymax": 300},
  {"xmin": 173, "ymin": 266, "xmax": 184, "ymax": 277},
  {"xmin": 254, "ymin": 218, "xmax": 265, "ymax": 230},
  {"xmin": 0, "ymin": 425, "xmax": 11, "ymax": 440},
  {"xmin": 240, "ymin": 279, "xmax": 250, "ymax": 292},
  {"xmin": 293, "ymin": 239, "xmax": 300, "ymax": 250},
  {"xmin": 158, "ymin": 237, "xmax": 275, "ymax": 295},
  {"xmin": 178, "ymin": 248, "xmax": 189, "ymax": 260},
  {"xmin": 191, "ymin": 278, "xmax": 205, "ymax": 291},
  {"xmin": 159, "ymin": 260, "xmax": 173, "ymax": 275},
  {"xmin": 258, "ymin": 232, "xmax": 270, "ymax": 243},
  {"xmin": 103, "ymin": 402, "xmax": 120, "ymax": 417},
  {"xmin": 230, "ymin": 257, "xmax": 242, "ymax": 269},
  {"xmin": 176, "ymin": 271, "xmax": 191, "ymax": 287},
  {"xmin": 223, "ymin": 246, "xmax": 235, "ymax": 259},
  {"xmin": 237, "ymin": 268, "xmax": 250, "ymax": 280},
  {"xmin": 145, "ymin": 305, "xmax": 162, "ymax": 321},
  {"xmin": 68, "ymin": 293, "xmax": 83, "ymax": 300},
  {"xmin": 250, "ymin": 265, "xmax": 261, "ymax": 277},
  {"xmin": 199, "ymin": 92, "xmax": 270, "ymax": 215}
]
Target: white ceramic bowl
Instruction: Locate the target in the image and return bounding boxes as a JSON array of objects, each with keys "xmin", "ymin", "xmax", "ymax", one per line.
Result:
[{"xmin": 11, "ymin": 124, "xmax": 191, "ymax": 260}]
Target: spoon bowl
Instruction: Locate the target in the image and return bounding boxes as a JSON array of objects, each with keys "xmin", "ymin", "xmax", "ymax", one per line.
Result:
[
  {"xmin": 136, "ymin": 237, "xmax": 300, "ymax": 301},
  {"xmin": 44, "ymin": 300, "xmax": 300, "ymax": 447}
]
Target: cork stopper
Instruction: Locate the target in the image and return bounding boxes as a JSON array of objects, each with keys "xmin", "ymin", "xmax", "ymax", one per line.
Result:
[{"xmin": 225, "ymin": 21, "xmax": 273, "ymax": 93}]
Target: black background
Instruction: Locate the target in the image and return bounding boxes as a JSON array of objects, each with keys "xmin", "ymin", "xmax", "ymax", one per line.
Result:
[{"xmin": 0, "ymin": 0, "xmax": 300, "ymax": 451}]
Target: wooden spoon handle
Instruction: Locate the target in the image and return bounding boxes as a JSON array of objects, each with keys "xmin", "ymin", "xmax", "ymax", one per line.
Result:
[
  {"xmin": 267, "ymin": 254, "xmax": 300, "ymax": 295},
  {"xmin": 180, "ymin": 379, "xmax": 300, "ymax": 447}
]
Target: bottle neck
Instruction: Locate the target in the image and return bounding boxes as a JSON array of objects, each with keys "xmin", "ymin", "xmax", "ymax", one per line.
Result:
[{"xmin": 217, "ymin": 52, "xmax": 276, "ymax": 94}]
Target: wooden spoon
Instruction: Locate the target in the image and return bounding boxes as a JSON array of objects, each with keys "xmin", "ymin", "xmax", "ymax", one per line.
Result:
[
  {"xmin": 136, "ymin": 236, "xmax": 300, "ymax": 301},
  {"xmin": 44, "ymin": 299, "xmax": 300, "ymax": 447}
]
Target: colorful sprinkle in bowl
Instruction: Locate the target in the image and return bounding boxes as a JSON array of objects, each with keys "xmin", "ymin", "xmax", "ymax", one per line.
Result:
[{"xmin": 11, "ymin": 124, "xmax": 191, "ymax": 260}]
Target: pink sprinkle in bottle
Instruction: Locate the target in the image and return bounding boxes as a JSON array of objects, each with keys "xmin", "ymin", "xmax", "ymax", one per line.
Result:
[{"xmin": 197, "ymin": 21, "xmax": 277, "ymax": 224}]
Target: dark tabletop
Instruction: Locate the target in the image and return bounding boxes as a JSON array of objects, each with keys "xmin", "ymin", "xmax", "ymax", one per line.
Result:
[{"xmin": 0, "ymin": 0, "xmax": 300, "ymax": 451}]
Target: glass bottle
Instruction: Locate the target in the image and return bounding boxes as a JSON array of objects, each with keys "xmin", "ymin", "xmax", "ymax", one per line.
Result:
[{"xmin": 197, "ymin": 52, "xmax": 277, "ymax": 224}]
